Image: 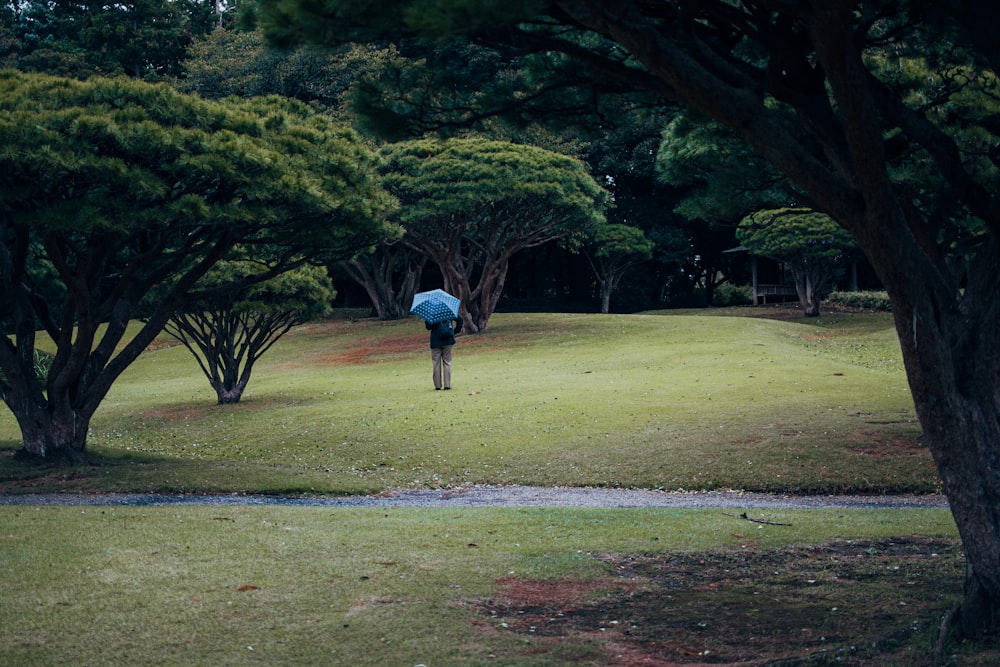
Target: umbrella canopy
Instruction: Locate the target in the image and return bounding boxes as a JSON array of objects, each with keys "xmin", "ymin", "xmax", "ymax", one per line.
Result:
[{"xmin": 410, "ymin": 289, "xmax": 461, "ymax": 324}]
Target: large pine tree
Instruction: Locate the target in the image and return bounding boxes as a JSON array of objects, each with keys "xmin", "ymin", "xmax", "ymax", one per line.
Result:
[{"xmin": 255, "ymin": 0, "xmax": 1000, "ymax": 639}]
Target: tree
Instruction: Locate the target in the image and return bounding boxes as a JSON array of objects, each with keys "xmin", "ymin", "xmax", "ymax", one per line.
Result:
[
  {"xmin": 0, "ymin": 71, "xmax": 397, "ymax": 461},
  {"xmin": 583, "ymin": 107, "xmax": 694, "ymax": 310},
  {"xmin": 584, "ymin": 223, "xmax": 654, "ymax": 313},
  {"xmin": 179, "ymin": 27, "xmax": 390, "ymax": 116},
  {"xmin": 658, "ymin": 112, "xmax": 794, "ymax": 220},
  {"xmin": 738, "ymin": 208, "xmax": 856, "ymax": 317},
  {"xmin": 339, "ymin": 241, "xmax": 427, "ymax": 320},
  {"xmin": 379, "ymin": 137, "xmax": 607, "ymax": 333},
  {"xmin": 163, "ymin": 261, "xmax": 335, "ymax": 404},
  {"xmin": 656, "ymin": 112, "xmax": 795, "ymax": 306},
  {"xmin": 13, "ymin": 0, "xmax": 217, "ymax": 79},
  {"xmin": 255, "ymin": 0, "xmax": 1000, "ymax": 639}
]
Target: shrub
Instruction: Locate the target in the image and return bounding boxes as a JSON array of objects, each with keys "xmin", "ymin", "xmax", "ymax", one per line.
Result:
[
  {"xmin": 0, "ymin": 349, "xmax": 52, "ymax": 384},
  {"xmin": 827, "ymin": 290, "xmax": 893, "ymax": 311},
  {"xmin": 712, "ymin": 284, "xmax": 753, "ymax": 307}
]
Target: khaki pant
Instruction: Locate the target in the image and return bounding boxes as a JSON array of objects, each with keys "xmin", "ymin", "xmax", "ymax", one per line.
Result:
[{"xmin": 431, "ymin": 345, "xmax": 453, "ymax": 389}]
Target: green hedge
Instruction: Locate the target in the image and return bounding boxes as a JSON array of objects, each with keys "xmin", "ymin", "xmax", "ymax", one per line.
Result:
[
  {"xmin": 827, "ymin": 290, "xmax": 893, "ymax": 311},
  {"xmin": 711, "ymin": 284, "xmax": 753, "ymax": 307}
]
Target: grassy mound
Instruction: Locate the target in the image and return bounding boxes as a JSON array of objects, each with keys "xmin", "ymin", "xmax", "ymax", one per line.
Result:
[{"xmin": 1, "ymin": 309, "xmax": 933, "ymax": 495}]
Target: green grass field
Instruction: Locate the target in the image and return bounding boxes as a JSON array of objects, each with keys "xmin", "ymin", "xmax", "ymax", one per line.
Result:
[
  {"xmin": 3, "ymin": 308, "xmax": 974, "ymax": 666},
  {"xmin": 1, "ymin": 308, "xmax": 933, "ymax": 496},
  {"xmin": 0, "ymin": 505, "xmax": 961, "ymax": 666}
]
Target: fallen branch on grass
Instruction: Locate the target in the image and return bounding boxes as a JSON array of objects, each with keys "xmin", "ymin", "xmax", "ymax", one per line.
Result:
[{"xmin": 723, "ymin": 511, "xmax": 793, "ymax": 526}]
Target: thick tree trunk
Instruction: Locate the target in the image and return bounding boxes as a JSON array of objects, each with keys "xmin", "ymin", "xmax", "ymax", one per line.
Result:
[
  {"xmin": 12, "ymin": 402, "xmax": 91, "ymax": 463},
  {"xmin": 341, "ymin": 243, "xmax": 426, "ymax": 320},
  {"xmin": 887, "ymin": 270, "xmax": 1000, "ymax": 637},
  {"xmin": 791, "ymin": 271, "xmax": 818, "ymax": 317},
  {"xmin": 214, "ymin": 384, "xmax": 246, "ymax": 404},
  {"xmin": 805, "ymin": 7, "xmax": 1000, "ymax": 636},
  {"xmin": 471, "ymin": 258, "xmax": 510, "ymax": 333},
  {"xmin": 919, "ymin": 381, "xmax": 1000, "ymax": 638}
]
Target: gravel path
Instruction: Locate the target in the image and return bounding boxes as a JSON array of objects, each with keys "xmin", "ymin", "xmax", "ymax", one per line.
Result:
[{"xmin": 0, "ymin": 486, "xmax": 950, "ymax": 509}]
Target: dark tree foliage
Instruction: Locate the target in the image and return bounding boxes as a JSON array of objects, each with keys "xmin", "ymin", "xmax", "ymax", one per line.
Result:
[{"xmin": 10, "ymin": 0, "xmax": 219, "ymax": 79}]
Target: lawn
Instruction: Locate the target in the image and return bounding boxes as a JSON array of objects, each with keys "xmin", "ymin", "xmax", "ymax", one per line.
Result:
[
  {"xmin": 3, "ymin": 307, "xmax": 983, "ymax": 666},
  {"xmin": 0, "ymin": 505, "xmax": 964, "ymax": 666},
  {"xmin": 0, "ymin": 307, "xmax": 933, "ymax": 496}
]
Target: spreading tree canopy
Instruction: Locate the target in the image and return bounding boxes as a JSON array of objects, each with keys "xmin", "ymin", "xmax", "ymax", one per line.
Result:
[
  {"xmin": 738, "ymin": 208, "xmax": 856, "ymax": 316},
  {"xmin": 255, "ymin": 0, "xmax": 1000, "ymax": 639},
  {"xmin": 379, "ymin": 137, "xmax": 607, "ymax": 332},
  {"xmin": 584, "ymin": 223, "xmax": 654, "ymax": 314},
  {"xmin": 0, "ymin": 71, "xmax": 397, "ymax": 461},
  {"xmin": 164, "ymin": 261, "xmax": 336, "ymax": 405}
]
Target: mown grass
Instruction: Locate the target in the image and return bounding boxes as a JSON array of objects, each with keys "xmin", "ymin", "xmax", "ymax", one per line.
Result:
[
  {"xmin": 0, "ymin": 308, "xmax": 931, "ymax": 495},
  {"xmin": 3, "ymin": 308, "xmax": 977, "ymax": 666},
  {"xmin": 0, "ymin": 505, "xmax": 960, "ymax": 667}
]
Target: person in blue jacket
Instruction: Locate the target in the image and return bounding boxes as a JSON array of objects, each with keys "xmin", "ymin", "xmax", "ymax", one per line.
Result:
[{"xmin": 426, "ymin": 317, "xmax": 462, "ymax": 390}]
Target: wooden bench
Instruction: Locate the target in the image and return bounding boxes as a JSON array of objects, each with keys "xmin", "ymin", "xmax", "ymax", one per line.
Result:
[{"xmin": 754, "ymin": 284, "xmax": 798, "ymax": 304}]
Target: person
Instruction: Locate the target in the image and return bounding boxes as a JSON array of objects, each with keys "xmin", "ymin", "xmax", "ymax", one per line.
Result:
[{"xmin": 426, "ymin": 317, "xmax": 462, "ymax": 390}]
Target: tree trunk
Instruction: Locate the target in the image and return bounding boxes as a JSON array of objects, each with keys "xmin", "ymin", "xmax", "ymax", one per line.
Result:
[
  {"xmin": 214, "ymin": 383, "xmax": 246, "ymax": 404},
  {"xmin": 12, "ymin": 401, "xmax": 91, "ymax": 463},
  {"xmin": 341, "ymin": 243, "xmax": 426, "ymax": 320},
  {"xmin": 893, "ymin": 294, "xmax": 1000, "ymax": 637},
  {"xmin": 920, "ymin": 372, "xmax": 1000, "ymax": 638},
  {"xmin": 211, "ymin": 350, "xmax": 255, "ymax": 404},
  {"xmin": 471, "ymin": 256, "xmax": 510, "ymax": 332}
]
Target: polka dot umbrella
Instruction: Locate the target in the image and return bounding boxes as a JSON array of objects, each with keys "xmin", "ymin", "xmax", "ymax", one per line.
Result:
[{"xmin": 410, "ymin": 289, "xmax": 461, "ymax": 324}]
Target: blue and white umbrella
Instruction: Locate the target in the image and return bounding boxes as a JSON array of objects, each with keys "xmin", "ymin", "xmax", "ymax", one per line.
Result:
[{"xmin": 410, "ymin": 289, "xmax": 461, "ymax": 324}]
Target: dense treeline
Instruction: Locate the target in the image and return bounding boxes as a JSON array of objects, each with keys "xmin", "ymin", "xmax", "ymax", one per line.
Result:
[{"xmin": 0, "ymin": 0, "xmax": 874, "ymax": 317}]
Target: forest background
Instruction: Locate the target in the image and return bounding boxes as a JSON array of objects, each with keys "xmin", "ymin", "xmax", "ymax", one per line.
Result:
[{"xmin": 0, "ymin": 0, "xmax": 874, "ymax": 318}]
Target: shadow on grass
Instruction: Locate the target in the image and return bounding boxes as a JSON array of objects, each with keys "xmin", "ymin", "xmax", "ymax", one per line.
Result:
[
  {"xmin": 0, "ymin": 441, "xmax": 373, "ymax": 497},
  {"xmin": 477, "ymin": 536, "xmax": 1000, "ymax": 666}
]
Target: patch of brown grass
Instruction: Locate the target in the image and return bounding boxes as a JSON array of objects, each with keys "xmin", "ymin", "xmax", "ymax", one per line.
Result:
[{"xmin": 849, "ymin": 430, "xmax": 926, "ymax": 459}]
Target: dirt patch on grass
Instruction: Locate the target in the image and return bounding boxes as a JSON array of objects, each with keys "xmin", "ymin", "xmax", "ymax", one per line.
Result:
[
  {"xmin": 740, "ymin": 303, "xmax": 862, "ymax": 321},
  {"xmin": 321, "ymin": 335, "xmax": 423, "ymax": 366},
  {"xmin": 475, "ymin": 536, "xmax": 999, "ymax": 665},
  {"xmin": 848, "ymin": 431, "xmax": 925, "ymax": 459},
  {"xmin": 296, "ymin": 331, "xmax": 526, "ymax": 367}
]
